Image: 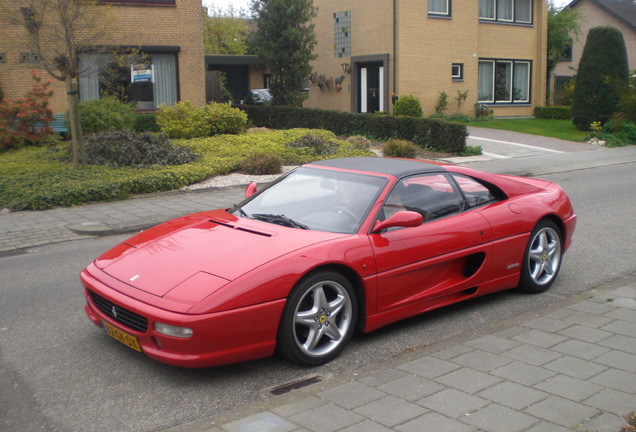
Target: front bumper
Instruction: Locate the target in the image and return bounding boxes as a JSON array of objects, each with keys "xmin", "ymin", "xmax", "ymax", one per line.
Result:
[{"xmin": 81, "ymin": 268, "xmax": 286, "ymax": 368}]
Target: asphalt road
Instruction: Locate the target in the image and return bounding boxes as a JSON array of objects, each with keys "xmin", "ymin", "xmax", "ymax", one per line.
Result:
[{"xmin": 1, "ymin": 163, "xmax": 635, "ymax": 432}]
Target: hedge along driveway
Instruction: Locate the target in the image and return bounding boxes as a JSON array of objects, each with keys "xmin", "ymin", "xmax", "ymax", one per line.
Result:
[{"xmin": 0, "ymin": 128, "xmax": 374, "ymax": 211}]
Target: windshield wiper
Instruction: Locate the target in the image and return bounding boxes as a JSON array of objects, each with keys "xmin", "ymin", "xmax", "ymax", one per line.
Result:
[
  {"xmin": 251, "ymin": 213, "xmax": 309, "ymax": 230},
  {"xmin": 231, "ymin": 204, "xmax": 248, "ymax": 217}
]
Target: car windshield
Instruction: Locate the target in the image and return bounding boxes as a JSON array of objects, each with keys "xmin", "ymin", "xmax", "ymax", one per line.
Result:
[{"xmin": 234, "ymin": 167, "xmax": 388, "ymax": 234}]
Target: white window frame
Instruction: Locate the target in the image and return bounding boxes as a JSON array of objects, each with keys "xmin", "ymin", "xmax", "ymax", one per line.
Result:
[
  {"xmin": 428, "ymin": 0, "xmax": 450, "ymax": 16},
  {"xmin": 451, "ymin": 63, "xmax": 463, "ymax": 80},
  {"xmin": 478, "ymin": 59, "xmax": 531, "ymax": 104},
  {"xmin": 515, "ymin": 0, "xmax": 532, "ymax": 24},
  {"xmin": 479, "ymin": 0, "xmax": 495, "ymax": 19},
  {"xmin": 479, "ymin": 0, "xmax": 533, "ymax": 24},
  {"xmin": 496, "ymin": 60, "xmax": 513, "ymax": 103},
  {"xmin": 513, "ymin": 61, "xmax": 531, "ymax": 102}
]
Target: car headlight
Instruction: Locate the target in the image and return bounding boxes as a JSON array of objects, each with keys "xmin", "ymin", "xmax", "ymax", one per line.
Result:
[{"xmin": 154, "ymin": 322, "xmax": 193, "ymax": 338}]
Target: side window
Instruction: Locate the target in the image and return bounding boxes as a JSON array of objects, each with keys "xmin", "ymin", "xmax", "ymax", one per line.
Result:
[
  {"xmin": 452, "ymin": 174, "xmax": 499, "ymax": 208},
  {"xmin": 383, "ymin": 174, "xmax": 464, "ymax": 222}
]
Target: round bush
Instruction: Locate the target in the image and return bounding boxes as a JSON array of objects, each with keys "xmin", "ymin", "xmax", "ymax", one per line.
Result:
[
  {"xmin": 383, "ymin": 139, "xmax": 418, "ymax": 158},
  {"xmin": 84, "ymin": 129, "xmax": 198, "ymax": 167},
  {"xmin": 202, "ymin": 102, "xmax": 248, "ymax": 135},
  {"xmin": 156, "ymin": 101, "xmax": 208, "ymax": 139},
  {"xmin": 156, "ymin": 102, "xmax": 247, "ymax": 138},
  {"xmin": 240, "ymin": 152, "xmax": 283, "ymax": 175},
  {"xmin": 78, "ymin": 97, "xmax": 135, "ymax": 135},
  {"xmin": 394, "ymin": 95, "xmax": 423, "ymax": 118}
]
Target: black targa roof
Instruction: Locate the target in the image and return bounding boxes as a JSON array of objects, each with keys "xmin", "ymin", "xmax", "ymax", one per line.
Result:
[{"xmin": 309, "ymin": 157, "xmax": 446, "ymax": 179}]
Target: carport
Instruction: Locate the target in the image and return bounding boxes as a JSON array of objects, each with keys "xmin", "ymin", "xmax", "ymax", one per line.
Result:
[{"xmin": 204, "ymin": 55, "xmax": 267, "ymax": 104}]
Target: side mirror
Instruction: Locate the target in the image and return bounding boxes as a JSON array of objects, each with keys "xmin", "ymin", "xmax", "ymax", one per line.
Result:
[
  {"xmin": 372, "ymin": 211, "xmax": 423, "ymax": 233},
  {"xmin": 245, "ymin": 182, "xmax": 257, "ymax": 198}
]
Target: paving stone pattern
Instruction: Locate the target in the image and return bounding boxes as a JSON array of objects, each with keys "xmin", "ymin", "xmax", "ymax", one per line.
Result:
[{"xmin": 181, "ymin": 284, "xmax": 636, "ymax": 432}]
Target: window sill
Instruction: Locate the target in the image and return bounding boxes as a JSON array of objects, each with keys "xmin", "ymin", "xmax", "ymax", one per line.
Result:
[{"xmin": 478, "ymin": 19, "xmax": 533, "ymax": 27}]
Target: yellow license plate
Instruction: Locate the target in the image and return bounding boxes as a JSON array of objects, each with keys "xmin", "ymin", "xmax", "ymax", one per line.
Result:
[{"xmin": 103, "ymin": 321, "xmax": 142, "ymax": 352}]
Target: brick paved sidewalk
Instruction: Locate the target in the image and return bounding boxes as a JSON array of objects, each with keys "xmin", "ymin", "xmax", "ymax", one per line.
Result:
[{"xmin": 166, "ymin": 281, "xmax": 636, "ymax": 432}]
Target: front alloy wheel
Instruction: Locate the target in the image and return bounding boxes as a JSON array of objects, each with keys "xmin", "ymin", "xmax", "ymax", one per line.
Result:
[
  {"xmin": 518, "ymin": 220, "xmax": 563, "ymax": 293},
  {"xmin": 278, "ymin": 271, "xmax": 357, "ymax": 366}
]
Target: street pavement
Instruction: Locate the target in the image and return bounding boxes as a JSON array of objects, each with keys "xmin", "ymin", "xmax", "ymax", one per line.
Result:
[{"xmin": 2, "ymin": 127, "xmax": 636, "ymax": 431}]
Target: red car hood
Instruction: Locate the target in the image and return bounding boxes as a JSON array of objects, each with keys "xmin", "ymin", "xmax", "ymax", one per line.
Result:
[{"xmin": 95, "ymin": 209, "xmax": 345, "ymax": 298}]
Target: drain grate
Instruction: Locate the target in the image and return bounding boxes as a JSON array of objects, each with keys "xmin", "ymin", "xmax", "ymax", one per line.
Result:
[{"xmin": 270, "ymin": 376, "xmax": 322, "ymax": 396}]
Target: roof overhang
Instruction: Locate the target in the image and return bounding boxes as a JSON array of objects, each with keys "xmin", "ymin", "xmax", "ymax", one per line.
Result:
[{"xmin": 204, "ymin": 55, "xmax": 265, "ymax": 66}]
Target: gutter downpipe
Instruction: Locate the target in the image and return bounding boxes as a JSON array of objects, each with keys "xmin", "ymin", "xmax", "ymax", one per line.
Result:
[{"xmin": 393, "ymin": 0, "xmax": 397, "ymax": 105}]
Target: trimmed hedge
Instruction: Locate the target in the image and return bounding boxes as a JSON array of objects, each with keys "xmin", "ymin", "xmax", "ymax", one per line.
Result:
[
  {"xmin": 534, "ymin": 106, "xmax": 572, "ymax": 120},
  {"xmin": 239, "ymin": 105, "xmax": 467, "ymax": 153}
]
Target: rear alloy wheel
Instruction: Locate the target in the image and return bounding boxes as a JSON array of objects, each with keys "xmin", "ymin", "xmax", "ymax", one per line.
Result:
[
  {"xmin": 278, "ymin": 271, "xmax": 357, "ymax": 366},
  {"xmin": 518, "ymin": 220, "xmax": 563, "ymax": 293}
]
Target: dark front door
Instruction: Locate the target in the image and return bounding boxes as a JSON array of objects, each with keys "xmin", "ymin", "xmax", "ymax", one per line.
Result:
[{"xmin": 358, "ymin": 63, "xmax": 383, "ymax": 113}]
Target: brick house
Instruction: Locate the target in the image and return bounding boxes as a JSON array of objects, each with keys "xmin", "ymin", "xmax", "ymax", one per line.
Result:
[
  {"xmin": 0, "ymin": 0, "xmax": 205, "ymax": 114},
  {"xmin": 304, "ymin": 0, "xmax": 548, "ymax": 117},
  {"xmin": 554, "ymin": 0, "xmax": 636, "ymax": 81}
]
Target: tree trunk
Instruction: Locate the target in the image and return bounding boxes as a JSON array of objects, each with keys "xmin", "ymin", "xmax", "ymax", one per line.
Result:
[
  {"xmin": 64, "ymin": 76, "xmax": 79, "ymax": 169},
  {"xmin": 64, "ymin": 75, "xmax": 85, "ymax": 169}
]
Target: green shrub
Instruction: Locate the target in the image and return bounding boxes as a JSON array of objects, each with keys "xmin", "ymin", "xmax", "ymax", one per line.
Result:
[
  {"xmin": 383, "ymin": 139, "xmax": 417, "ymax": 158},
  {"xmin": 156, "ymin": 101, "xmax": 247, "ymax": 138},
  {"xmin": 0, "ymin": 128, "xmax": 376, "ymax": 211},
  {"xmin": 240, "ymin": 105, "xmax": 467, "ymax": 154},
  {"xmin": 202, "ymin": 102, "xmax": 248, "ymax": 135},
  {"xmin": 78, "ymin": 97, "xmax": 135, "ymax": 135},
  {"xmin": 572, "ymin": 26, "xmax": 629, "ymax": 130},
  {"xmin": 240, "ymin": 152, "xmax": 283, "ymax": 174},
  {"xmin": 604, "ymin": 117, "xmax": 636, "ymax": 146},
  {"xmin": 156, "ymin": 101, "xmax": 208, "ymax": 139},
  {"xmin": 84, "ymin": 129, "xmax": 198, "ymax": 167},
  {"xmin": 533, "ymin": 106, "xmax": 572, "ymax": 120},
  {"xmin": 435, "ymin": 91, "xmax": 449, "ymax": 115},
  {"xmin": 286, "ymin": 134, "xmax": 339, "ymax": 156},
  {"xmin": 394, "ymin": 95, "xmax": 423, "ymax": 118},
  {"xmin": 133, "ymin": 113, "xmax": 160, "ymax": 132}
]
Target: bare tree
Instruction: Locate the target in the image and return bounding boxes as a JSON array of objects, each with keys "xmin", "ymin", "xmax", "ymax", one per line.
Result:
[{"xmin": 1, "ymin": 0, "xmax": 115, "ymax": 169}]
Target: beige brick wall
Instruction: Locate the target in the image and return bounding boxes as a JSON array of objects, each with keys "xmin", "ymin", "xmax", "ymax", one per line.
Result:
[
  {"xmin": 554, "ymin": 0, "xmax": 636, "ymax": 77},
  {"xmin": 308, "ymin": 0, "xmax": 548, "ymax": 117},
  {"xmin": 0, "ymin": 0, "xmax": 205, "ymax": 114},
  {"xmin": 305, "ymin": 0, "xmax": 393, "ymax": 111}
]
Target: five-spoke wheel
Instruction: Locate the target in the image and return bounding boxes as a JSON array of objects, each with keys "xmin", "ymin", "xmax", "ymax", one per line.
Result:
[
  {"xmin": 278, "ymin": 270, "xmax": 357, "ymax": 366},
  {"xmin": 519, "ymin": 220, "xmax": 563, "ymax": 293}
]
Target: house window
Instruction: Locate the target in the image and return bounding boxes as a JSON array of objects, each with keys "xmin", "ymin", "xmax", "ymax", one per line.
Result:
[
  {"xmin": 559, "ymin": 39, "xmax": 573, "ymax": 62},
  {"xmin": 333, "ymin": 11, "xmax": 351, "ymax": 58},
  {"xmin": 0, "ymin": 53, "xmax": 5, "ymax": 63},
  {"xmin": 478, "ymin": 59, "xmax": 531, "ymax": 103},
  {"xmin": 79, "ymin": 51, "xmax": 178, "ymax": 109},
  {"xmin": 479, "ymin": 0, "xmax": 532, "ymax": 24},
  {"xmin": 19, "ymin": 52, "xmax": 40, "ymax": 64},
  {"xmin": 101, "ymin": 0, "xmax": 176, "ymax": 5},
  {"xmin": 429, "ymin": 0, "xmax": 450, "ymax": 16},
  {"xmin": 452, "ymin": 63, "xmax": 463, "ymax": 80}
]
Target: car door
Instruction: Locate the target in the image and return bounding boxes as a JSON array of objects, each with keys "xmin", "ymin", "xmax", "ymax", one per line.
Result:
[{"xmin": 370, "ymin": 173, "xmax": 494, "ymax": 312}]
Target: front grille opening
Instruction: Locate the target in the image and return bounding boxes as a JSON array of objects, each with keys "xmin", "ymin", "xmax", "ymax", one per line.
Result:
[{"xmin": 89, "ymin": 291, "xmax": 148, "ymax": 332}]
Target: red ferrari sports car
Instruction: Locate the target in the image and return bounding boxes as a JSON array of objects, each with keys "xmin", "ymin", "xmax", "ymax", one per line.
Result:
[{"xmin": 81, "ymin": 157, "xmax": 576, "ymax": 368}]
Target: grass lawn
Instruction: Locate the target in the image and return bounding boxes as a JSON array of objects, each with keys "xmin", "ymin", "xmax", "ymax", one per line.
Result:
[{"xmin": 466, "ymin": 118, "xmax": 589, "ymax": 142}]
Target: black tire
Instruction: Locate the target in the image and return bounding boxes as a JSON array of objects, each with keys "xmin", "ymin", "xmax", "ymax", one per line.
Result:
[
  {"xmin": 277, "ymin": 270, "xmax": 357, "ymax": 366},
  {"xmin": 518, "ymin": 219, "xmax": 563, "ymax": 294}
]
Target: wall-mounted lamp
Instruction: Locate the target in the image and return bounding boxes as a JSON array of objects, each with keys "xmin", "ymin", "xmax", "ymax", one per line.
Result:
[{"xmin": 341, "ymin": 62, "xmax": 351, "ymax": 74}]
